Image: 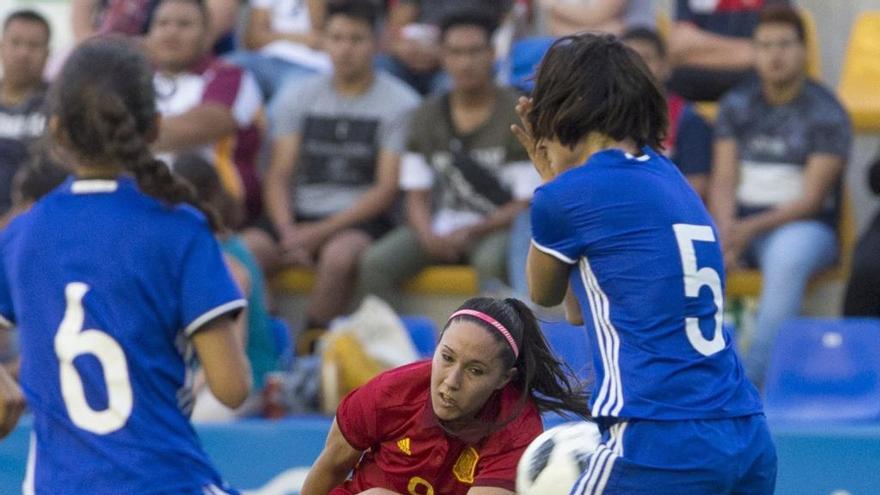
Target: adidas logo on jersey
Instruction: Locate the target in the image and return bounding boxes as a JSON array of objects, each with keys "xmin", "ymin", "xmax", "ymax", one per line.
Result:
[{"xmin": 397, "ymin": 438, "xmax": 412, "ymax": 455}]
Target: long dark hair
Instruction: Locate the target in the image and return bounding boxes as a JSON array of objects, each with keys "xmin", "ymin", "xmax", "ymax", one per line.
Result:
[
  {"xmin": 49, "ymin": 37, "xmax": 222, "ymax": 231},
  {"xmin": 528, "ymin": 33, "xmax": 667, "ymax": 151},
  {"xmin": 443, "ymin": 297, "xmax": 590, "ymax": 421}
]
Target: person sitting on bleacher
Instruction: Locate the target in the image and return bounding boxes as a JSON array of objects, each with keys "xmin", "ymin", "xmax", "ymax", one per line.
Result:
[
  {"xmin": 146, "ymin": 0, "xmax": 265, "ymax": 224},
  {"xmin": 0, "ymin": 10, "xmax": 50, "ymax": 217},
  {"xmin": 667, "ymin": 0, "xmax": 790, "ymax": 102},
  {"xmin": 360, "ymin": 10, "xmax": 539, "ymax": 305},
  {"xmin": 225, "ymin": 0, "xmax": 331, "ymax": 101},
  {"xmin": 247, "ymin": 0, "xmax": 419, "ymax": 333},
  {"xmin": 709, "ymin": 6, "xmax": 852, "ymax": 388}
]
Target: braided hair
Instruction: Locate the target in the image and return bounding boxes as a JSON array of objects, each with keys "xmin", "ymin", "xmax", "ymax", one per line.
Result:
[{"xmin": 49, "ymin": 37, "xmax": 222, "ymax": 231}]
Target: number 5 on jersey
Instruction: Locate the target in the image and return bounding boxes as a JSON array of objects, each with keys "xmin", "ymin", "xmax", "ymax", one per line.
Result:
[
  {"xmin": 673, "ymin": 224, "xmax": 725, "ymax": 357},
  {"xmin": 54, "ymin": 282, "xmax": 133, "ymax": 434}
]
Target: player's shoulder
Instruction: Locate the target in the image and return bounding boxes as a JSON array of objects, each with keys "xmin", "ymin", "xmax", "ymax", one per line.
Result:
[{"xmin": 369, "ymin": 360, "xmax": 432, "ymax": 402}]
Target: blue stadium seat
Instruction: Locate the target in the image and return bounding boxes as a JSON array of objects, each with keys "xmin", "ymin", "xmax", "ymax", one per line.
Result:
[
  {"xmin": 400, "ymin": 315, "xmax": 439, "ymax": 358},
  {"xmin": 764, "ymin": 318, "xmax": 880, "ymax": 423},
  {"xmin": 540, "ymin": 319, "xmax": 593, "ymax": 383}
]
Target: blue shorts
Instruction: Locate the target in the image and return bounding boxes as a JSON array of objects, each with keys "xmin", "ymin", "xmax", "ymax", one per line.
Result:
[{"xmin": 569, "ymin": 414, "xmax": 777, "ymax": 495}]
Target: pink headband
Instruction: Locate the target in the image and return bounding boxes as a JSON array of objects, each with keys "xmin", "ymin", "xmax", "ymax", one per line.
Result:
[{"xmin": 448, "ymin": 309, "xmax": 520, "ymax": 359}]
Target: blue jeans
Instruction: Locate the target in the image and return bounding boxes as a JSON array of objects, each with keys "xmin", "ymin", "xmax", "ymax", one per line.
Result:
[
  {"xmin": 742, "ymin": 220, "xmax": 837, "ymax": 387},
  {"xmin": 224, "ymin": 51, "xmax": 318, "ymax": 101},
  {"xmin": 507, "ymin": 209, "xmax": 532, "ymax": 300}
]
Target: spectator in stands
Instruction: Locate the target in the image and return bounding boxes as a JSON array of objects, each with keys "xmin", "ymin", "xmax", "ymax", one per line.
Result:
[
  {"xmin": 146, "ymin": 0, "xmax": 265, "ymax": 224},
  {"xmin": 709, "ymin": 6, "xmax": 851, "ymax": 388},
  {"xmin": 843, "ymin": 156, "xmax": 880, "ymax": 317},
  {"xmin": 226, "ymin": 0, "xmax": 331, "ymax": 101},
  {"xmin": 622, "ymin": 27, "xmax": 712, "ymax": 197},
  {"xmin": 0, "ymin": 10, "xmax": 50, "ymax": 216},
  {"xmin": 539, "ymin": 0, "xmax": 655, "ymax": 37},
  {"xmin": 668, "ymin": 0, "xmax": 790, "ymax": 102},
  {"xmin": 378, "ymin": 0, "xmax": 512, "ymax": 95},
  {"xmin": 72, "ymin": 0, "xmax": 240, "ymax": 53},
  {"xmin": 248, "ymin": 0, "xmax": 419, "ymax": 332},
  {"xmin": 360, "ymin": 11, "xmax": 538, "ymax": 304},
  {"xmin": 173, "ymin": 153, "xmax": 278, "ymax": 421}
]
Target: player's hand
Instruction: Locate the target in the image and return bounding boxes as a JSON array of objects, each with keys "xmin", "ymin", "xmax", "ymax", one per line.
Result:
[
  {"xmin": 0, "ymin": 365, "xmax": 25, "ymax": 440},
  {"xmin": 511, "ymin": 97, "xmax": 554, "ymax": 182}
]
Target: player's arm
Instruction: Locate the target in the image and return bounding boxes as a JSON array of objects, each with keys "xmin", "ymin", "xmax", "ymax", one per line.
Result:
[
  {"xmin": 735, "ymin": 153, "xmax": 845, "ymax": 237},
  {"xmin": 314, "ymin": 148, "xmax": 400, "ymax": 236},
  {"xmin": 667, "ymin": 22, "xmax": 754, "ymax": 70},
  {"xmin": 0, "ymin": 362, "xmax": 24, "ymax": 440},
  {"xmin": 527, "ymin": 246, "xmax": 570, "ymax": 307},
  {"xmin": 301, "ymin": 418, "xmax": 364, "ymax": 495},
  {"xmin": 191, "ymin": 315, "xmax": 252, "ymax": 408},
  {"xmin": 564, "ymin": 284, "xmax": 584, "ymax": 325}
]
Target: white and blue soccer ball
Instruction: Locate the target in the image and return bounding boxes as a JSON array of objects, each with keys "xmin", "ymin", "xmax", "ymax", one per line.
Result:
[{"xmin": 516, "ymin": 421, "xmax": 602, "ymax": 495}]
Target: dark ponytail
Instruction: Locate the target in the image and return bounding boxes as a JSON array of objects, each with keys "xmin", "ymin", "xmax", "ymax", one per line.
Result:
[
  {"xmin": 50, "ymin": 37, "xmax": 223, "ymax": 232},
  {"xmin": 445, "ymin": 297, "xmax": 591, "ymax": 422}
]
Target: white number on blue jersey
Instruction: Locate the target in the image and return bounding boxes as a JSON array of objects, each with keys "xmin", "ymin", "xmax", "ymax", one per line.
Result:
[
  {"xmin": 673, "ymin": 224, "xmax": 725, "ymax": 356},
  {"xmin": 54, "ymin": 282, "xmax": 133, "ymax": 434}
]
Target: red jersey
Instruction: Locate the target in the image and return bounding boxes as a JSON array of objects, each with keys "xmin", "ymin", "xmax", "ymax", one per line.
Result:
[{"xmin": 333, "ymin": 360, "xmax": 542, "ymax": 495}]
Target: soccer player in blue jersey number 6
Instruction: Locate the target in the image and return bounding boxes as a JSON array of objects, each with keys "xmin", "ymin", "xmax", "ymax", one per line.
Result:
[
  {"xmin": 0, "ymin": 39, "xmax": 251, "ymax": 493},
  {"xmin": 511, "ymin": 33, "xmax": 777, "ymax": 495}
]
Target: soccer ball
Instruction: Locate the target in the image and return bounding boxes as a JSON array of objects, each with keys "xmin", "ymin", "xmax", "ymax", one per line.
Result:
[{"xmin": 516, "ymin": 421, "xmax": 602, "ymax": 495}]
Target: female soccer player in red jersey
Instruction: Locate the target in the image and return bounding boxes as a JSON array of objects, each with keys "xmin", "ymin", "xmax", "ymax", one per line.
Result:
[{"xmin": 302, "ymin": 297, "xmax": 590, "ymax": 495}]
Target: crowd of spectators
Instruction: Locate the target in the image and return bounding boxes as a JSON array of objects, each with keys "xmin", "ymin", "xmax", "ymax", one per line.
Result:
[{"xmin": 0, "ymin": 0, "xmax": 874, "ymax": 404}]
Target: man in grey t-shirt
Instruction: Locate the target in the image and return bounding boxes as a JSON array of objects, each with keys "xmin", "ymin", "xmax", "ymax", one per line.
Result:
[
  {"xmin": 247, "ymin": 1, "xmax": 419, "ymax": 333},
  {"xmin": 709, "ymin": 7, "xmax": 851, "ymax": 387}
]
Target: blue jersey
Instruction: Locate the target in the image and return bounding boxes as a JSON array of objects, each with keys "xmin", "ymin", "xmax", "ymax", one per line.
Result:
[
  {"xmin": 531, "ymin": 147, "xmax": 762, "ymax": 421},
  {"xmin": 0, "ymin": 177, "xmax": 245, "ymax": 494}
]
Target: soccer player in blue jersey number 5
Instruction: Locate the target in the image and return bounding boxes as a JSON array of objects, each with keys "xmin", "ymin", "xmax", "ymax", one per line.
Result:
[
  {"xmin": 511, "ymin": 33, "xmax": 777, "ymax": 495},
  {"xmin": 0, "ymin": 39, "xmax": 251, "ymax": 494}
]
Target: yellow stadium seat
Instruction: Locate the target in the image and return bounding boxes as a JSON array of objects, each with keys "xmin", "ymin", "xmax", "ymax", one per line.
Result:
[
  {"xmin": 727, "ymin": 189, "xmax": 855, "ymax": 298},
  {"xmin": 838, "ymin": 11, "xmax": 880, "ymax": 133},
  {"xmin": 271, "ymin": 265, "xmax": 479, "ymax": 296}
]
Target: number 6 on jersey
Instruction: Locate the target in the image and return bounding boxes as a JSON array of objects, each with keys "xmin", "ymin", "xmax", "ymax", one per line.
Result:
[
  {"xmin": 673, "ymin": 224, "xmax": 725, "ymax": 357},
  {"xmin": 54, "ymin": 282, "xmax": 133, "ymax": 434}
]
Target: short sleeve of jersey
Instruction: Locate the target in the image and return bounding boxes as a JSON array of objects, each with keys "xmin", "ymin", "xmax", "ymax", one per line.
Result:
[
  {"xmin": 179, "ymin": 218, "xmax": 246, "ymax": 337},
  {"xmin": 336, "ymin": 381, "xmax": 382, "ymax": 451},
  {"xmin": 474, "ymin": 405, "xmax": 542, "ymax": 490},
  {"xmin": 672, "ymin": 105, "xmax": 713, "ymax": 176},
  {"xmin": 0, "ymin": 237, "xmax": 14, "ymax": 328},
  {"xmin": 530, "ymin": 182, "xmax": 581, "ymax": 265}
]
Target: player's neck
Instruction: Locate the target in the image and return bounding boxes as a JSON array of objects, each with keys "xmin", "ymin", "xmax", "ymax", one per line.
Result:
[
  {"xmin": 74, "ymin": 162, "xmax": 126, "ymax": 179},
  {"xmin": 334, "ymin": 70, "xmax": 375, "ymax": 97},
  {"xmin": 577, "ymin": 134, "xmax": 641, "ymax": 163},
  {"xmin": 762, "ymin": 74, "xmax": 805, "ymax": 105}
]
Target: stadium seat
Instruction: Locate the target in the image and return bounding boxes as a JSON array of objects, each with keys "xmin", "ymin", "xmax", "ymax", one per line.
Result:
[
  {"xmin": 540, "ymin": 319, "xmax": 593, "ymax": 382},
  {"xmin": 726, "ymin": 189, "xmax": 855, "ymax": 298},
  {"xmin": 838, "ymin": 11, "xmax": 880, "ymax": 133},
  {"xmin": 271, "ymin": 265, "xmax": 478, "ymax": 296},
  {"xmin": 400, "ymin": 315, "xmax": 439, "ymax": 358},
  {"xmin": 764, "ymin": 318, "xmax": 880, "ymax": 423}
]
